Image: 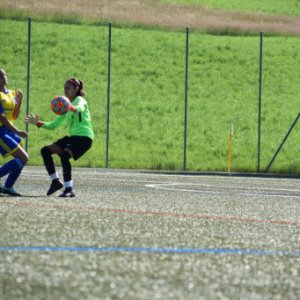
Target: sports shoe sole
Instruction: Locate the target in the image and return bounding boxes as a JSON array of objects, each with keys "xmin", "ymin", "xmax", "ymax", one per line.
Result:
[{"xmin": 3, "ymin": 189, "xmax": 22, "ymax": 197}]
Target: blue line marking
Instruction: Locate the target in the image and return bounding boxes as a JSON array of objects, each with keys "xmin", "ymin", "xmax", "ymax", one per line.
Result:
[{"xmin": 0, "ymin": 246, "xmax": 299, "ymax": 256}]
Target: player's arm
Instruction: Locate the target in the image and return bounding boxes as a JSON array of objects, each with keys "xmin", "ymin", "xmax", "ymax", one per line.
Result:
[
  {"xmin": 69, "ymin": 97, "xmax": 86, "ymax": 113},
  {"xmin": 25, "ymin": 114, "xmax": 66, "ymax": 129},
  {"xmin": 0, "ymin": 112, "xmax": 27, "ymax": 138},
  {"xmin": 40, "ymin": 115, "xmax": 67, "ymax": 129},
  {"xmin": 12, "ymin": 89, "xmax": 23, "ymax": 120}
]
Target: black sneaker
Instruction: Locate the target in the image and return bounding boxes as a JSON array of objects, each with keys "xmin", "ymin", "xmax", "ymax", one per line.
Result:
[
  {"xmin": 47, "ymin": 179, "xmax": 63, "ymax": 196},
  {"xmin": 59, "ymin": 188, "xmax": 75, "ymax": 198},
  {"xmin": 3, "ymin": 187, "xmax": 22, "ymax": 197}
]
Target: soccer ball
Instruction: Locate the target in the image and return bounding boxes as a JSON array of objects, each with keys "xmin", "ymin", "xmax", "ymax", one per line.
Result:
[{"xmin": 50, "ymin": 96, "xmax": 71, "ymax": 115}]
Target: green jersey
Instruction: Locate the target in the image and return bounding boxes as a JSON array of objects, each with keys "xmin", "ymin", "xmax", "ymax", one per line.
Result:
[{"xmin": 41, "ymin": 96, "xmax": 94, "ymax": 140}]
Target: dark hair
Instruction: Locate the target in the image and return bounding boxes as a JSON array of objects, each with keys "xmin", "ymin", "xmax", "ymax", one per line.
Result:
[{"xmin": 66, "ymin": 77, "xmax": 85, "ymax": 97}]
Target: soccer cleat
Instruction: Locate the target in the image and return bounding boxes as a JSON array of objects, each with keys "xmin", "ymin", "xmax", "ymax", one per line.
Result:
[
  {"xmin": 3, "ymin": 187, "xmax": 22, "ymax": 197},
  {"xmin": 59, "ymin": 188, "xmax": 75, "ymax": 198},
  {"xmin": 47, "ymin": 179, "xmax": 63, "ymax": 196}
]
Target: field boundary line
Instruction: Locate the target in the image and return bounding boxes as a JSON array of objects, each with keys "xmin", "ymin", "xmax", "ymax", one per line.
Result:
[
  {"xmin": 0, "ymin": 246, "xmax": 299, "ymax": 256},
  {"xmin": 1, "ymin": 200, "xmax": 299, "ymax": 226},
  {"xmin": 146, "ymin": 183, "xmax": 300, "ymax": 199}
]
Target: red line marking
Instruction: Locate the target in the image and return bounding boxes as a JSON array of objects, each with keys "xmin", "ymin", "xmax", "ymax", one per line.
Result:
[{"xmin": 1, "ymin": 200, "xmax": 299, "ymax": 226}]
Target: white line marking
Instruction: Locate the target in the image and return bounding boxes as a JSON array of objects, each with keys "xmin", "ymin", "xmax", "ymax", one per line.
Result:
[{"xmin": 145, "ymin": 183, "xmax": 300, "ymax": 199}]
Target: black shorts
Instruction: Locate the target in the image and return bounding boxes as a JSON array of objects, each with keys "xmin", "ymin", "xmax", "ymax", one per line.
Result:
[{"xmin": 54, "ymin": 136, "xmax": 93, "ymax": 160}]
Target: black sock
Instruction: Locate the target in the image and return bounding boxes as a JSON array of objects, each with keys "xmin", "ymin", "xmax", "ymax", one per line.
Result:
[
  {"xmin": 60, "ymin": 151, "xmax": 72, "ymax": 182},
  {"xmin": 41, "ymin": 146, "xmax": 55, "ymax": 176}
]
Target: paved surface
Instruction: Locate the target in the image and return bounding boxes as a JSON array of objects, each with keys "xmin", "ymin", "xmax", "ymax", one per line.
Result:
[{"xmin": 0, "ymin": 167, "xmax": 299, "ymax": 299}]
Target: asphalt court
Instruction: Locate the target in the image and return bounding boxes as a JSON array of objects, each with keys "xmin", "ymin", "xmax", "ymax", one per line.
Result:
[
  {"xmin": 1, "ymin": 167, "xmax": 300, "ymax": 299},
  {"xmin": 4, "ymin": 167, "xmax": 300, "ymax": 248}
]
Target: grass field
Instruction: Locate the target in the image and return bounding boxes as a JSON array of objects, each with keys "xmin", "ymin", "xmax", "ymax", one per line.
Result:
[
  {"xmin": 1, "ymin": 167, "xmax": 300, "ymax": 299},
  {"xmin": 161, "ymin": 0, "xmax": 300, "ymax": 16},
  {"xmin": 1, "ymin": 2, "xmax": 300, "ymax": 300},
  {"xmin": 1, "ymin": 19, "xmax": 300, "ymax": 173}
]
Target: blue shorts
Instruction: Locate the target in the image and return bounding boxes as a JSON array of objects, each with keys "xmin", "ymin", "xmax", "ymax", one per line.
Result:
[{"xmin": 0, "ymin": 126, "xmax": 22, "ymax": 157}]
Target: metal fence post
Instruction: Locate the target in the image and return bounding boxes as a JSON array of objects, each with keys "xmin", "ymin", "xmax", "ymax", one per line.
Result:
[
  {"xmin": 183, "ymin": 27, "xmax": 189, "ymax": 171},
  {"xmin": 25, "ymin": 17, "xmax": 32, "ymax": 152},
  {"xmin": 257, "ymin": 32, "xmax": 263, "ymax": 172},
  {"xmin": 265, "ymin": 113, "xmax": 300, "ymax": 173},
  {"xmin": 106, "ymin": 22, "xmax": 112, "ymax": 168}
]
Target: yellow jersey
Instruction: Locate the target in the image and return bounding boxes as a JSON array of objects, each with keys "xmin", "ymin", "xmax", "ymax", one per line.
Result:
[{"xmin": 0, "ymin": 89, "xmax": 16, "ymax": 126}]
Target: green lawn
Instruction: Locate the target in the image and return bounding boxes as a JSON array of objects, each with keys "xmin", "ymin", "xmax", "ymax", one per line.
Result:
[
  {"xmin": 160, "ymin": 0, "xmax": 300, "ymax": 16},
  {"xmin": 1, "ymin": 19, "xmax": 300, "ymax": 172}
]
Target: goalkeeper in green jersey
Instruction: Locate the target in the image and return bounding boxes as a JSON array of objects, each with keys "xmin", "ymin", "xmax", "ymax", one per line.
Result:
[{"xmin": 25, "ymin": 78, "xmax": 94, "ymax": 197}]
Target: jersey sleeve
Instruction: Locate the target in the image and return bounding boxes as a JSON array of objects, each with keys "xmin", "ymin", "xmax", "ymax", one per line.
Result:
[
  {"xmin": 41, "ymin": 115, "xmax": 67, "ymax": 130},
  {"xmin": 72, "ymin": 96, "xmax": 86, "ymax": 113}
]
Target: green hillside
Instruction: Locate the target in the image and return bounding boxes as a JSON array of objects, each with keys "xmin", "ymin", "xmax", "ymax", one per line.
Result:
[
  {"xmin": 1, "ymin": 19, "xmax": 300, "ymax": 172},
  {"xmin": 161, "ymin": 0, "xmax": 300, "ymax": 16}
]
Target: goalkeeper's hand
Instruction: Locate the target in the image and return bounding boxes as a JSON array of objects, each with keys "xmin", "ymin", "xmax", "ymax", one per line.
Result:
[
  {"xmin": 69, "ymin": 104, "xmax": 77, "ymax": 113},
  {"xmin": 25, "ymin": 114, "xmax": 40, "ymax": 125}
]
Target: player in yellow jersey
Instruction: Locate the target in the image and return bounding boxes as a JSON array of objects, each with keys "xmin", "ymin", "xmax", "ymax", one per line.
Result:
[{"xmin": 0, "ymin": 69, "xmax": 29, "ymax": 196}]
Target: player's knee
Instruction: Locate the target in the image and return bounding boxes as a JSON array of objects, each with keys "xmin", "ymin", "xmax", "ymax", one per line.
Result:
[
  {"xmin": 14, "ymin": 149, "xmax": 29, "ymax": 165},
  {"xmin": 60, "ymin": 151, "xmax": 71, "ymax": 163},
  {"xmin": 18, "ymin": 157, "xmax": 27, "ymax": 168},
  {"xmin": 41, "ymin": 146, "xmax": 52, "ymax": 158}
]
